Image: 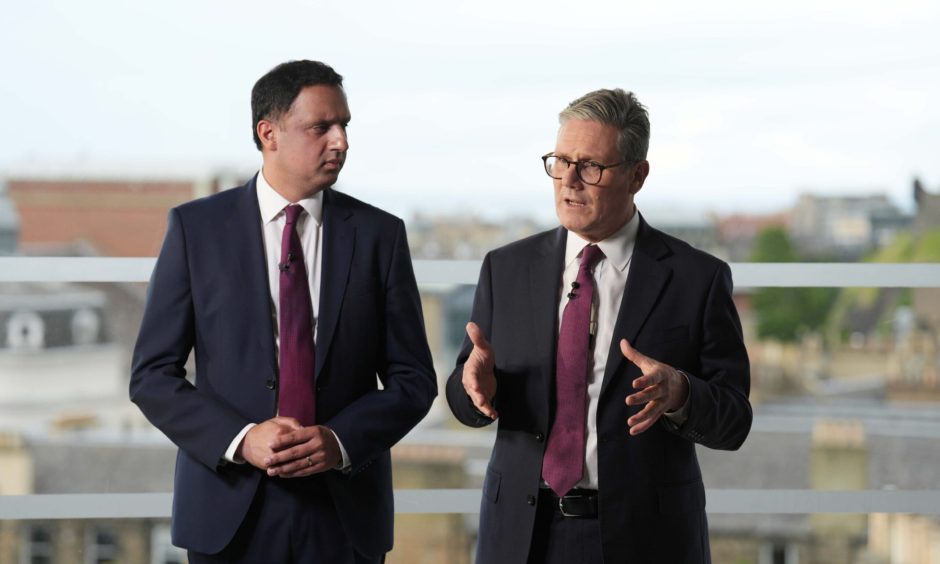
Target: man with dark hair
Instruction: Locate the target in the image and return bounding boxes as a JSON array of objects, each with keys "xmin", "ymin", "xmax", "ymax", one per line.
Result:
[
  {"xmin": 249, "ymin": 60, "xmax": 343, "ymax": 151},
  {"xmin": 131, "ymin": 59, "xmax": 436, "ymax": 563},
  {"xmin": 447, "ymin": 88, "xmax": 752, "ymax": 563}
]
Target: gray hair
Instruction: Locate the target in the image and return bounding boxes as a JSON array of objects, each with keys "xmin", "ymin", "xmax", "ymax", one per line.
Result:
[{"xmin": 559, "ymin": 88, "xmax": 650, "ymax": 161}]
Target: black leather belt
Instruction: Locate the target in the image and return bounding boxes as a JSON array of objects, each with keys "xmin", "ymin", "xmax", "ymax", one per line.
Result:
[{"xmin": 540, "ymin": 488, "xmax": 598, "ymax": 518}]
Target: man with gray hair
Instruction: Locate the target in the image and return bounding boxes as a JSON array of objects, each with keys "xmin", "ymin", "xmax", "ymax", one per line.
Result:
[{"xmin": 447, "ymin": 88, "xmax": 752, "ymax": 563}]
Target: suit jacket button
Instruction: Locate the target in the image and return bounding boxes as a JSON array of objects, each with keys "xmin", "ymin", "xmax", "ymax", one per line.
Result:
[
  {"xmin": 535, "ymin": 433, "xmax": 544, "ymax": 442},
  {"xmin": 527, "ymin": 495, "xmax": 536, "ymax": 506},
  {"xmin": 265, "ymin": 379, "xmax": 276, "ymax": 390}
]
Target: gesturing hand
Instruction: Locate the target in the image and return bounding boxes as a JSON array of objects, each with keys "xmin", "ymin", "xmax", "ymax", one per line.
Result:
[
  {"xmin": 621, "ymin": 339, "xmax": 689, "ymax": 436},
  {"xmin": 462, "ymin": 322, "xmax": 498, "ymax": 420}
]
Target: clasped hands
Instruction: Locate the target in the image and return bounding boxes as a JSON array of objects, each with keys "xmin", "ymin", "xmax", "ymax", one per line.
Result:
[
  {"xmin": 461, "ymin": 322, "xmax": 689, "ymax": 435},
  {"xmin": 236, "ymin": 417, "xmax": 342, "ymax": 478}
]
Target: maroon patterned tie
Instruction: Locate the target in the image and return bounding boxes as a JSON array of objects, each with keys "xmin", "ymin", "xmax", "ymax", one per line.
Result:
[
  {"xmin": 542, "ymin": 243, "xmax": 604, "ymax": 496},
  {"xmin": 277, "ymin": 204, "xmax": 316, "ymax": 426}
]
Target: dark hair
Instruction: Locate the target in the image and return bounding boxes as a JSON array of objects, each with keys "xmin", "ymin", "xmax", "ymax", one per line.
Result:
[{"xmin": 251, "ymin": 60, "xmax": 344, "ymax": 150}]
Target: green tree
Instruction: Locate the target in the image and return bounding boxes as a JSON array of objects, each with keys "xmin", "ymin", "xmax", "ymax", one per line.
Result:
[
  {"xmin": 750, "ymin": 227, "xmax": 799, "ymax": 263},
  {"xmin": 749, "ymin": 227, "xmax": 837, "ymax": 341}
]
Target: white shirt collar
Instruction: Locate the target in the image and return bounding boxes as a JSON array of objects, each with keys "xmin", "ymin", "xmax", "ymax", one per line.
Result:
[
  {"xmin": 564, "ymin": 209, "xmax": 640, "ymax": 272},
  {"xmin": 256, "ymin": 169, "xmax": 324, "ymax": 226}
]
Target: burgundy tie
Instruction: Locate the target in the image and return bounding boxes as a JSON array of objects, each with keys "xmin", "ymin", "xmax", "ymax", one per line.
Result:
[
  {"xmin": 277, "ymin": 204, "xmax": 316, "ymax": 427},
  {"xmin": 542, "ymin": 243, "xmax": 605, "ymax": 496}
]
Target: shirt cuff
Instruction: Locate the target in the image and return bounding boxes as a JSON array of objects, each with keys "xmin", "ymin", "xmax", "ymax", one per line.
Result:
[
  {"xmin": 223, "ymin": 423, "xmax": 257, "ymax": 464},
  {"xmin": 326, "ymin": 426, "xmax": 351, "ymax": 471},
  {"xmin": 663, "ymin": 371, "xmax": 692, "ymax": 426}
]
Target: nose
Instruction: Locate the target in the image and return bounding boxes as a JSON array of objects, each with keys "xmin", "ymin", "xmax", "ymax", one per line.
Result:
[
  {"xmin": 561, "ymin": 161, "xmax": 582, "ymax": 190},
  {"xmin": 329, "ymin": 125, "xmax": 349, "ymax": 152}
]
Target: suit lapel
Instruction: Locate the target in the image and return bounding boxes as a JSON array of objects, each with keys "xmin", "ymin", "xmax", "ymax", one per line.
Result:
[
  {"xmin": 600, "ymin": 215, "xmax": 673, "ymax": 398},
  {"xmin": 530, "ymin": 228, "xmax": 567, "ymax": 420},
  {"xmin": 316, "ymin": 188, "xmax": 355, "ymax": 379},
  {"xmin": 228, "ymin": 176, "xmax": 278, "ymax": 372}
]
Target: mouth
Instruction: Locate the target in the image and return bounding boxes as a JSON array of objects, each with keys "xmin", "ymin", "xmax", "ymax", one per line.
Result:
[
  {"xmin": 563, "ymin": 198, "xmax": 587, "ymax": 208},
  {"xmin": 323, "ymin": 158, "xmax": 344, "ymax": 170}
]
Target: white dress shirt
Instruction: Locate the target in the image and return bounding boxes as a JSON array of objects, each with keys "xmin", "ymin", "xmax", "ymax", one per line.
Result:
[
  {"xmin": 558, "ymin": 211, "xmax": 687, "ymax": 490},
  {"xmin": 223, "ymin": 170, "xmax": 349, "ymax": 468}
]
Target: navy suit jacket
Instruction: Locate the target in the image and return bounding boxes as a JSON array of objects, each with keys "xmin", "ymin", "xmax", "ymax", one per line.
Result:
[
  {"xmin": 446, "ymin": 216, "xmax": 751, "ymax": 564},
  {"xmin": 130, "ymin": 176, "xmax": 436, "ymax": 557}
]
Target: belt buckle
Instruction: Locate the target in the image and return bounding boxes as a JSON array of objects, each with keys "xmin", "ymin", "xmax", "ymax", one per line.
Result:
[{"xmin": 558, "ymin": 495, "xmax": 579, "ymax": 517}]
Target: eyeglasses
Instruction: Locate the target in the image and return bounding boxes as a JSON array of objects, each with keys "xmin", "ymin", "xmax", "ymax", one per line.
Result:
[{"xmin": 541, "ymin": 153, "xmax": 634, "ymax": 185}]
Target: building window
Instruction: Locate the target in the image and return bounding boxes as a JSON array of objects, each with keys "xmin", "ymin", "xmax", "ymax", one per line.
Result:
[
  {"xmin": 6, "ymin": 310, "xmax": 44, "ymax": 350},
  {"xmin": 21, "ymin": 525, "xmax": 54, "ymax": 564},
  {"xmin": 85, "ymin": 528, "xmax": 120, "ymax": 564},
  {"xmin": 150, "ymin": 524, "xmax": 186, "ymax": 564},
  {"xmin": 71, "ymin": 308, "xmax": 101, "ymax": 346},
  {"xmin": 759, "ymin": 540, "xmax": 799, "ymax": 564}
]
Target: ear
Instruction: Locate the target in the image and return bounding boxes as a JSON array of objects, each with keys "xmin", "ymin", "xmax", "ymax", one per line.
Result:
[
  {"xmin": 257, "ymin": 119, "xmax": 277, "ymax": 152},
  {"xmin": 629, "ymin": 160, "xmax": 650, "ymax": 195}
]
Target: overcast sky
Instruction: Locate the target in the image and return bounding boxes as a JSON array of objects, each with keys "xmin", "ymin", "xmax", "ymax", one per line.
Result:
[{"xmin": 2, "ymin": 0, "xmax": 938, "ymax": 222}]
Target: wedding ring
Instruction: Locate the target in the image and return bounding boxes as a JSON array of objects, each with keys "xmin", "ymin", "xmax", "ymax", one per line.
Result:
[{"xmin": 306, "ymin": 456, "xmax": 313, "ymax": 467}]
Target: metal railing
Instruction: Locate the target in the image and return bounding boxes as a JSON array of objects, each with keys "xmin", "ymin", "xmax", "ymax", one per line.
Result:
[
  {"xmin": 4, "ymin": 257, "xmax": 940, "ymax": 287},
  {"xmin": 4, "ymin": 490, "xmax": 940, "ymax": 520},
  {"xmin": 2, "ymin": 257, "xmax": 940, "ymax": 520}
]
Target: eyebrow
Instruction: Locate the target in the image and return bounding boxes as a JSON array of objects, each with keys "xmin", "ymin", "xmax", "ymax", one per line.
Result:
[
  {"xmin": 309, "ymin": 116, "xmax": 351, "ymax": 126},
  {"xmin": 554, "ymin": 152, "xmax": 599, "ymax": 163}
]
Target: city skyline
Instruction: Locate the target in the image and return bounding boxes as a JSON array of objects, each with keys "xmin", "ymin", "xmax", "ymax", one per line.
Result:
[{"xmin": 2, "ymin": 0, "xmax": 939, "ymax": 223}]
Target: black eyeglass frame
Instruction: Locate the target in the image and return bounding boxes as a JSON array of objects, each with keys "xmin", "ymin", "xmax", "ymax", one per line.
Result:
[{"xmin": 541, "ymin": 153, "xmax": 636, "ymax": 185}]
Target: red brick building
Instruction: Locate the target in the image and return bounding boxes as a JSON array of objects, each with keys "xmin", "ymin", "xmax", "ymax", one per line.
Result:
[{"xmin": 6, "ymin": 164, "xmax": 251, "ymax": 256}]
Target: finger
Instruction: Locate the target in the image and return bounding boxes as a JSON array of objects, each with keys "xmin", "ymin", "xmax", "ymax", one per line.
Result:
[
  {"xmin": 477, "ymin": 403, "xmax": 498, "ymax": 420},
  {"xmin": 467, "ymin": 322, "xmax": 492, "ymax": 354},
  {"xmin": 628, "ymin": 402, "xmax": 664, "ymax": 435},
  {"xmin": 628, "ymin": 398, "xmax": 661, "ymax": 424},
  {"xmin": 264, "ymin": 442, "xmax": 313, "ymax": 467},
  {"xmin": 625, "ymin": 385, "xmax": 661, "ymax": 406},
  {"xmin": 467, "ymin": 388, "xmax": 498, "ymax": 418},
  {"xmin": 278, "ymin": 461, "xmax": 330, "ymax": 478},
  {"xmin": 467, "ymin": 387, "xmax": 497, "ymax": 418},
  {"xmin": 465, "ymin": 385, "xmax": 484, "ymax": 404},
  {"xmin": 620, "ymin": 339, "xmax": 651, "ymax": 369},
  {"xmin": 269, "ymin": 460, "xmax": 319, "ymax": 478},
  {"xmin": 466, "ymin": 382, "xmax": 495, "ymax": 402},
  {"xmin": 269, "ymin": 428, "xmax": 315, "ymax": 451},
  {"xmin": 271, "ymin": 449, "xmax": 335, "ymax": 477},
  {"xmin": 629, "ymin": 416, "xmax": 658, "ymax": 436},
  {"xmin": 271, "ymin": 416, "xmax": 303, "ymax": 430},
  {"xmin": 631, "ymin": 370, "xmax": 663, "ymax": 391},
  {"xmin": 268, "ymin": 435, "xmax": 292, "ymax": 451},
  {"xmin": 464, "ymin": 373, "xmax": 498, "ymax": 419},
  {"xmin": 268, "ymin": 450, "xmax": 321, "ymax": 476}
]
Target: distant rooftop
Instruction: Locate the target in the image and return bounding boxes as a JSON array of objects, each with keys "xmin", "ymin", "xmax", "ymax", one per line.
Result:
[
  {"xmin": 641, "ymin": 206, "xmax": 714, "ymax": 228},
  {"xmin": 3, "ymin": 159, "xmax": 256, "ymax": 184}
]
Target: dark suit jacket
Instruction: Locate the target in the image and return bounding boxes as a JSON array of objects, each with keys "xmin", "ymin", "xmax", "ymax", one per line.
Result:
[
  {"xmin": 130, "ymin": 176, "xmax": 436, "ymax": 557},
  {"xmin": 446, "ymin": 215, "xmax": 751, "ymax": 564}
]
